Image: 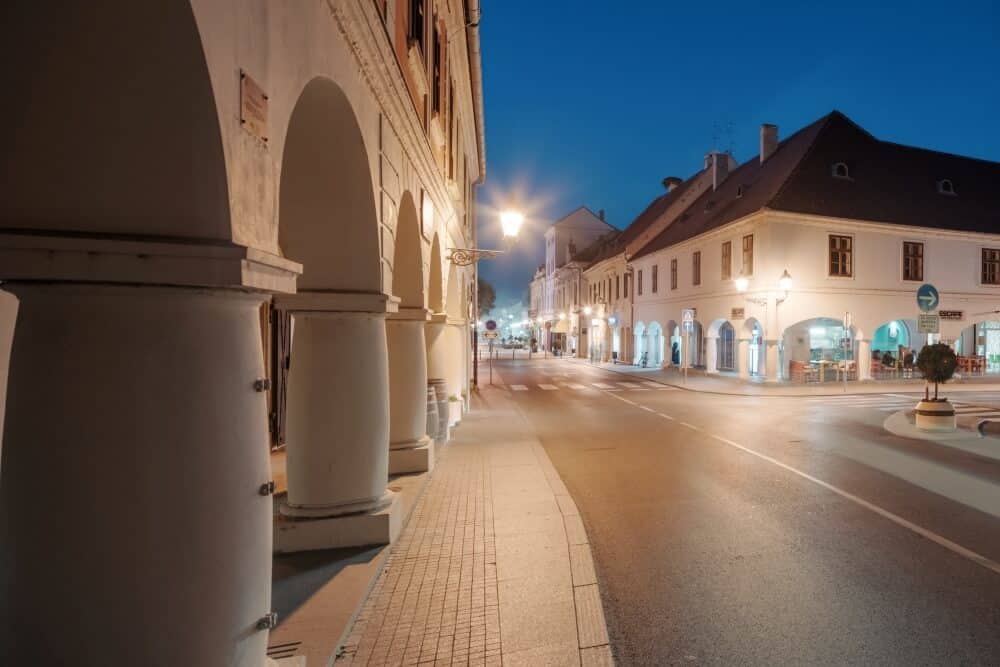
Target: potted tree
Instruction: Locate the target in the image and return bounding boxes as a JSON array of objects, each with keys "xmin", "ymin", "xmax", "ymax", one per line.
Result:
[{"xmin": 914, "ymin": 343, "xmax": 958, "ymax": 431}]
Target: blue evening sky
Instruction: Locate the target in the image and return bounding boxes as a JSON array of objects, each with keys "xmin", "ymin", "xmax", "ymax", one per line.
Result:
[{"xmin": 475, "ymin": 0, "xmax": 1000, "ymax": 305}]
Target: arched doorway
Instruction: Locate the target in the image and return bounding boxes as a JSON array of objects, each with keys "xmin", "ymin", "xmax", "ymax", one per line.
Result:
[
  {"xmin": 742, "ymin": 317, "xmax": 765, "ymax": 378},
  {"xmin": 781, "ymin": 317, "xmax": 851, "ymax": 382},
  {"xmin": 718, "ymin": 322, "xmax": 736, "ymax": 371},
  {"xmin": 275, "ymin": 78, "xmax": 393, "ymax": 550}
]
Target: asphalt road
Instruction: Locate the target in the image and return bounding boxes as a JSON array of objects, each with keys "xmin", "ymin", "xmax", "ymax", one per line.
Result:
[{"xmin": 490, "ymin": 357, "xmax": 1000, "ymax": 666}]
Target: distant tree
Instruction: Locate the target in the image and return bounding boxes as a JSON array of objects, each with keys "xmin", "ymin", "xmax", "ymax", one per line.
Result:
[
  {"xmin": 477, "ymin": 278, "xmax": 496, "ymax": 317},
  {"xmin": 916, "ymin": 343, "xmax": 957, "ymax": 400}
]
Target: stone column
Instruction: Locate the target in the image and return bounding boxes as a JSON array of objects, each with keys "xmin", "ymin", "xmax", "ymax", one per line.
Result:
[
  {"xmin": 387, "ymin": 308, "xmax": 433, "ymax": 474},
  {"xmin": 857, "ymin": 339, "xmax": 872, "ymax": 380},
  {"xmin": 275, "ymin": 293, "xmax": 400, "ymax": 553},
  {"xmin": 738, "ymin": 339, "xmax": 751, "ymax": 379},
  {"xmin": 764, "ymin": 339, "xmax": 781, "ymax": 381},
  {"xmin": 445, "ymin": 322, "xmax": 467, "ymax": 425},
  {"xmin": 0, "ymin": 284, "xmax": 274, "ymax": 665},
  {"xmin": 426, "ymin": 315, "xmax": 448, "ymax": 387},
  {"xmin": 705, "ymin": 335, "xmax": 719, "ymax": 373}
]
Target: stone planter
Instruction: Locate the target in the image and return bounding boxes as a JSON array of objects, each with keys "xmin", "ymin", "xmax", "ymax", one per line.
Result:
[{"xmin": 915, "ymin": 398, "xmax": 956, "ymax": 432}]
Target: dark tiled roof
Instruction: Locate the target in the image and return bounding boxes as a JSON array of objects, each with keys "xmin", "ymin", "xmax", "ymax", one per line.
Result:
[
  {"xmin": 631, "ymin": 110, "xmax": 1000, "ymax": 260},
  {"xmin": 572, "ymin": 230, "xmax": 621, "ymax": 265}
]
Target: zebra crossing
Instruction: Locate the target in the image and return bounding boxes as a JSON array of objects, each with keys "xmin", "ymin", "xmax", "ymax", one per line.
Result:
[
  {"xmin": 506, "ymin": 381, "xmax": 679, "ymax": 393},
  {"xmin": 804, "ymin": 393, "xmax": 1000, "ymax": 418}
]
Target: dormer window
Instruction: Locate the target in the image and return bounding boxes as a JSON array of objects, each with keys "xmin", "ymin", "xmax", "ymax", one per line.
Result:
[
  {"xmin": 736, "ymin": 185, "xmax": 745, "ymax": 198},
  {"xmin": 832, "ymin": 162, "xmax": 850, "ymax": 179},
  {"xmin": 937, "ymin": 179, "xmax": 956, "ymax": 195}
]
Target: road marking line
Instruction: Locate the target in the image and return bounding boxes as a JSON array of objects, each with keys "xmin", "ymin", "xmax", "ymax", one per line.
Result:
[
  {"xmin": 658, "ymin": 413, "xmax": 674, "ymax": 420},
  {"xmin": 705, "ymin": 433, "xmax": 1000, "ymax": 576},
  {"xmin": 678, "ymin": 421, "xmax": 701, "ymax": 431},
  {"xmin": 568, "ymin": 383, "xmax": 589, "ymax": 390},
  {"xmin": 538, "ymin": 384, "xmax": 559, "ymax": 390},
  {"xmin": 510, "ymin": 384, "xmax": 529, "ymax": 391},
  {"xmin": 592, "ymin": 383, "xmax": 614, "ymax": 389},
  {"xmin": 619, "ymin": 382, "xmax": 642, "ymax": 388},
  {"xmin": 639, "ymin": 405, "xmax": 655, "ymax": 412}
]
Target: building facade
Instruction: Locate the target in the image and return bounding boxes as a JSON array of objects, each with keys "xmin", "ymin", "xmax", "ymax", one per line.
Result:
[
  {"xmin": 628, "ymin": 112, "xmax": 1000, "ymax": 382},
  {"xmin": 529, "ymin": 207, "xmax": 616, "ymax": 354},
  {"xmin": 0, "ymin": 1, "xmax": 484, "ymax": 664}
]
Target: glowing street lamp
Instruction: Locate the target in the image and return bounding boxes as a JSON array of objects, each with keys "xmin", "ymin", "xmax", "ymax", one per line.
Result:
[
  {"xmin": 778, "ymin": 269, "xmax": 793, "ymax": 292},
  {"xmin": 734, "ymin": 275, "xmax": 750, "ymax": 293},
  {"xmin": 500, "ymin": 210, "xmax": 525, "ymax": 239},
  {"xmin": 558, "ymin": 312, "xmax": 566, "ymax": 320},
  {"xmin": 583, "ymin": 306, "xmax": 593, "ymax": 316}
]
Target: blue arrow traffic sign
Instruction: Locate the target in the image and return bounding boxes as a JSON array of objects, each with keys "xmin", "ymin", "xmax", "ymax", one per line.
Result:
[{"xmin": 916, "ymin": 284, "xmax": 939, "ymax": 312}]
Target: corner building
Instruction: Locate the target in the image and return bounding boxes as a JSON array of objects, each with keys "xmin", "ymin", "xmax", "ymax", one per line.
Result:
[
  {"xmin": 0, "ymin": 1, "xmax": 484, "ymax": 664},
  {"xmin": 628, "ymin": 111, "xmax": 1000, "ymax": 382}
]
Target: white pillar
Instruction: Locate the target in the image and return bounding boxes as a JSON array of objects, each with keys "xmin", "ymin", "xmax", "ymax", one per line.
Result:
[
  {"xmin": 426, "ymin": 317, "xmax": 448, "ymax": 385},
  {"xmin": 764, "ymin": 339, "xmax": 781, "ymax": 381},
  {"xmin": 445, "ymin": 322, "xmax": 466, "ymax": 425},
  {"xmin": 738, "ymin": 338, "xmax": 751, "ymax": 379},
  {"xmin": 387, "ymin": 309, "xmax": 433, "ymax": 474},
  {"xmin": 275, "ymin": 294, "xmax": 400, "ymax": 553},
  {"xmin": 705, "ymin": 335, "xmax": 719, "ymax": 373},
  {"xmin": 857, "ymin": 339, "xmax": 872, "ymax": 381},
  {"xmin": 0, "ymin": 284, "xmax": 273, "ymax": 665}
]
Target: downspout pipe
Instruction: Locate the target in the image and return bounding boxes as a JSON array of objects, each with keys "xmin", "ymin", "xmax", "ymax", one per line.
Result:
[{"xmin": 465, "ymin": 0, "xmax": 486, "ymax": 387}]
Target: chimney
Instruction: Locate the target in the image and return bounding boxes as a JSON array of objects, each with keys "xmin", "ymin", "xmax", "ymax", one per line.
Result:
[
  {"xmin": 760, "ymin": 124, "xmax": 778, "ymax": 164},
  {"xmin": 598, "ymin": 209, "xmax": 605, "ymax": 221},
  {"xmin": 662, "ymin": 176, "xmax": 682, "ymax": 191},
  {"xmin": 710, "ymin": 151, "xmax": 730, "ymax": 191}
]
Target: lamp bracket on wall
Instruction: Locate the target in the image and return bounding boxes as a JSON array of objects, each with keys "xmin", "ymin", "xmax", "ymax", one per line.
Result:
[{"xmin": 447, "ymin": 248, "xmax": 504, "ymax": 266}]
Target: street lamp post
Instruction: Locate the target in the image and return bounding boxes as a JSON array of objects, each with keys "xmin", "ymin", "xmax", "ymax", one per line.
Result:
[{"xmin": 448, "ymin": 210, "xmax": 524, "ymax": 389}]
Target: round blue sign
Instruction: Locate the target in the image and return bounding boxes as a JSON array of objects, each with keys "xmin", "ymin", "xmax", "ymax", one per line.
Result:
[
  {"xmin": 916, "ymin": 284, "xmax": 939, "ymax": 312},
  {"xmin": 485, "ymin": 319, "xmax": 497, "ymax": 331}
]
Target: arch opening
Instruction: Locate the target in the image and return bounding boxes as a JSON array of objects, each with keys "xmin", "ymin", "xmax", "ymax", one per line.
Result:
[
  {"xmin": 279, "ymin": 77, "xmax": 380, "ymax": 291},
  {"xmin": 392, "ymin": 192, "xmax": 425, "ymax": 309}
]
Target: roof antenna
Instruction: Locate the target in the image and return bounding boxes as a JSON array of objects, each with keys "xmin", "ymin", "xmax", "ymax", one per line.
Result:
[
  {"xmin": 711, "ymin": 121, "xmax": 720, "ymax": 152},
  {"xmin": 726, "ymin": 121, "xmax": 735, "ymax": 155}
]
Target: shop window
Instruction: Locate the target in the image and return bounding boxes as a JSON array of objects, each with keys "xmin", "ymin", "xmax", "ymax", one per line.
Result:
[
  {"xmin": 903, "ymin": 241, "xmax": 923, "ymax": 282},
  {"xmin": 829, "ymin": 235, "xmax": 853, "ymax": 277}
]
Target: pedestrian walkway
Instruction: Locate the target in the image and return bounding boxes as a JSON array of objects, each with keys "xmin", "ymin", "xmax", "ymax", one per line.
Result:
[
  {"xmin": 500, "ymin": 381, "xmax": 677, "ymax": 394},
  {"xmin": 334, "ymin": 380, "xmax": 614, "ymax": 667},
  {"xmin": 565, "ymin": 358, "xmax": 1000, "ymax": 397}
]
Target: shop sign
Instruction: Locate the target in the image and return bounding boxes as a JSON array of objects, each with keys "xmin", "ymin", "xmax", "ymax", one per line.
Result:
[
  {"xmin": 731, "ymin": 307, "xmax": 745, "ymax": 320},
  {"xmin": 939, "ymin": 310, "xmax": 964, "ymax": 321},
  {"xmin": 917, "ymin": 313, "xmax": 940, "ymax": 334}
]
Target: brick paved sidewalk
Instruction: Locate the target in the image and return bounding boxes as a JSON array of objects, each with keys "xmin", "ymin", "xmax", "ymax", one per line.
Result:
[{"xmin": 336, "ymin": 381, "xmax": 613, "ymax": 667}]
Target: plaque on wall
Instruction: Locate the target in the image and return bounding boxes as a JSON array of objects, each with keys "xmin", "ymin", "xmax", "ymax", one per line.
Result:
[
  {"xmin": 939, "ymin": 310, "xmax": 964, "ymax": 321},
  {"xmin": 731, "ymin": 307, "xmax": 745, "ymax": 320},
  {"xmin": 240, "ymin": 71, "xmax": 268, "ymax": 143}
]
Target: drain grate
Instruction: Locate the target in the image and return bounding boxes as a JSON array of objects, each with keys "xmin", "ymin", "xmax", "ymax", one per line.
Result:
[{"xmin": 267, "ymin": 640, "xmax": 302, "ymax": 660}]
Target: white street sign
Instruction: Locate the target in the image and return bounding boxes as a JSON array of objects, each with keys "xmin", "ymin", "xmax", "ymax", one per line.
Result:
[
  {"xmin": 484, "ymin": 331, "xmax": 499, "ymax": 339},
  {"xmin": 917, "ymin": 313, "xmax": 940, "ymax": 334}
]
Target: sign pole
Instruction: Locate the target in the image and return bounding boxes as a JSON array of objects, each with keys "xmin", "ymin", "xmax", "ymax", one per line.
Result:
[{"xmin": 489, "ymin": 339, "xmax": 494, "ymax": 385}]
